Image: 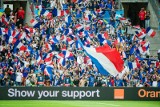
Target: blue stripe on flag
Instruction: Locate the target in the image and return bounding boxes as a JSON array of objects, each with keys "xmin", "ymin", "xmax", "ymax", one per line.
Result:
[{"xmin": 76, "ymin": 33, "xmax": 110, "ymax": 76}]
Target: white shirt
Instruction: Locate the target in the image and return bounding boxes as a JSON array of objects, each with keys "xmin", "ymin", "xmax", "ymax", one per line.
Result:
[
  {"xmin": 50, "ymin": 0, "xmax": 56, "ymax": 8},
  {"xmin": 152, "ymin": 81, "xmax": 157, "ymax": 87},
  {"xmin": 26, "ymin": 79, "xmax": 31, "ymax": 86},
  {"xmin": 77, "ymin": 55, "xmax": 84, "ymax": 64},
  {"xmin": 16, "ymin": 72, "xmax": 23, "ymax": 82},
  {"xmin": 23, "ymin": 61, "xmax": 29, "ymax": 67}
]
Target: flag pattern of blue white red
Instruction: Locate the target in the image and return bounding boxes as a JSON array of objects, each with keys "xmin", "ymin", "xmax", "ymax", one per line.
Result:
[
  {"xmin": 0, "ymin": 1, "xmax": 158, "ymax": 79},
  {"xmin": 146, "ymin": 27, "xmax": 156, "ymax": 38}
]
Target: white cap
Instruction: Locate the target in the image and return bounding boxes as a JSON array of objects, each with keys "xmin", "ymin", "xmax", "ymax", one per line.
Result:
[{"xmin": 158, "ymin": 49, "xmax": 160, "ymax": 53}]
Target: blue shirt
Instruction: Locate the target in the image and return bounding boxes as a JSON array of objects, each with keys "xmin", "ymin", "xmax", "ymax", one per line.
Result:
[
  {"xmin": 88, "ymin": 76, "xmax": 95, "ymax": 87},
  {"xmin": 0, "ymin": 73, "xmax": 4, "ymax": 79},
  {"xmin": 158, "ymin": 81, "xmax": 160, "ymax": 87},
  {"xmin": 76, "ymin": 10, "xmax": 82, "ymax": 19},
  {"xmin": 23, "ymin": 67, "xmax": 30, "ymax": 78},
  {"xmin": 158, "ymin": 69, "xmax": 160, "ymax": 74},
  {"xmin": 115, "ymin": 79, "xmax": 123, "ymax": 86},
  {"xmin": 107, "ymin": 3, "xmax": 112, "ymax": 10},
  {"xmin": 99, "ymin": 3, "xmax": 106, "ymax": 8},
  {"xmin": 62, "ymin": 4, "xmax": 68, "ymax": 10}
]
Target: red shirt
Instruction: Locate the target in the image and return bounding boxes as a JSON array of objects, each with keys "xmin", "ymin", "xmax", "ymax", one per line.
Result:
[
  {"xmin": 139, "ymin": 10, "xmax": 146, "ymax": 20},
  {"xmin": 17, "ymin": 10, "xmax": 25, "ymax": 19},
  {"xmin": 111, "ymin": 79, "xmax": 115, "ymax": 86},
  {"xmin": 156, "ymin": 61, "xmax": 160, "ymax": 68}
]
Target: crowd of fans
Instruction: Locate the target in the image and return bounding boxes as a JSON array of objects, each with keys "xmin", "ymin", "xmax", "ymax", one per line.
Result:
[{"xmin": 0, "ymin": 0, "xmax": 160, "ymax": 87}]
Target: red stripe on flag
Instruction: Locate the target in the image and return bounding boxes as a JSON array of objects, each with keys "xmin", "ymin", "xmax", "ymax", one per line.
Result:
[{"xmin": 95, "ymin": 47, "xmax": 124, "ymax": 72}]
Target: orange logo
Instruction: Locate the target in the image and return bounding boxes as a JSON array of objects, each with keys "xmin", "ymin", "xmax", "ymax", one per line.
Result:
[{"xmin": 114, "ymin": 89, "xmax": 124, "ymax": 99}]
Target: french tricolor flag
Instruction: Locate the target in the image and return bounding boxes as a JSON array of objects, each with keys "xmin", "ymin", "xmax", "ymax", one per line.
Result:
[
  {"xmin": 83, "ymin": 46, "xmax": 124, "ymax": 76},
  {"xmin": 43, "ymin": 10, "xmax": 52, "ymax": 17},
  {"xmin": 135, "ymin": 31, "xmax": 146, "ymax": 39},
  {"xmin": 62, "ymin": 50, "xmax": 74, "ymax": 58},
  {"xmin": 98, "ymin": 37, "xmax": 107, "ymax": 45},
  {"xmin": 98, "ymin": 33, "xmax": 108, "ymax": 45},
  {"xmin": 1, "ymin": 16, "xmax": 9, "ymax": 25},
  {"xmin": 133, "ymin": 25, "xmax": 141, "ymax": 30},
  {"xmin": 128, "ymin": 61, "xmax": 137, "ymax": 70},
  {"xmin": 132, "ymin": 35, "xmax": 137, "ymax": 41},
  {"xmin": 138, "ymin": 43, "xmax": 149, "ymax": 54},
  {"xmin": 98, "ymin": 20, "xmax": 103, "ymax": 25},
  {"xmin": 122, "ymin": 51, "xmax": 127, "ymax": 59},
  {"xmin": 57, "ymin": 10, "xmax": 65, "ymax": 16},
  {"xmin": 85, "ymin": 24, "xmax": 90, "ymax": 31},
  {"xmin": 84, "ymin": 14, "xmax": 92, "ymax": 22},
  {"xmin": 26, "ymin": 34, "xmax": 31, "ymax": 42},
  {"xmin": 72, "ymin": 0, "xmax": 82, "ymax": 3},
  {"xmin": 79, "ymin": 31, "xmax": 85, "ymax": 37},
  {"xmin": 44, "ymin": 56, "xmax": 52, "ymax": 65},
  {"xmin": 146, "ymin": 27, "xmax": 156, "ymax": 38},
  {"xmin": 56, "ymin": 53, "xmax": 65, "ymax": 59},
  {"xmin": 30, "ymin": 19, "xmax": 40, "ymax": 28},
  {"xmin": 16, "ymin": 42, "xmax": 27, "ymax": 51},
  {"xmin": 96, "ymin": 9, "xmax": 103, "ymax": 14},
  {"xmin": 11, "ymin": 30, "xmax": 19, "ymax": 38},
  {"xmin": 52, "ymin": 8, "xmax": 68, "ymax": 17},
  {"xmin": 64, "ymin": 28, "xmax": 72, "ymax": 35},
  {"xmin": 45, "ymin": 43, "xmax": 53, "ymax": 51},
  {"xmin": 25, "ymin": 28, "xmax": 35, "ymax": 34},
  {"xmin": 61, "ymin": 35, "xmax": 67, "ymax": 41},
  {"xmin": 50, "ymin": 36, "xmax": 59, "ymax": 44},
  {"xmin": 75, "ymin": 24, "xmax": 83, "ymax": 31},
  {"xmin": 46, "ymin": 52, "xmax": 55, "ymax": 58},
  {"xmin": 9, "ymin": 36, "xmax": 17, "ymax": 44},
  {"xmin": 117, "ymin": 35, "xmax": 123, "ymax": 43},
  {"xmin": 67, "ymin": 37, "xmax": 74, "ymax": 45},
  {"xmin": 76, "ymin": 40, "xmax": 82, "ymax": 50},
  {"xmin": 57, "ymin": 58, "xmax": 65, "ymax": 66},
  {"xmin": 44, "ymin": 66, "xmax": 53, "ymax": 80},
  {"xmin": 0, "ymin": 28, "xmax": 6, "ymax": 35},
  {"xmin": 36, "ymin": 55, "xmax": 42, "ymax": 65},
  {"xmin": 18, "ymin": 32, "xmax": 26, "ymax": 40},
  {"xmin": 140, "ymin": 41, "xmax": 150, "ymax": 47},
  {"xmin": 65, "ymin": 15, "xmax": 72, "ymax": 24},
  {"xmin": 89, "ymin": 32, "xmax": 94, "ymax": 38}
]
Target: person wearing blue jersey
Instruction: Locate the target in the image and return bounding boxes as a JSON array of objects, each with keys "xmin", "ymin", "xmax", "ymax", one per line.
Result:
[
  {"xmin": 115, "ymin": 76, "xmax": 124, "ymax": 87},
  {"xmin": 87, "ymin": 74, "xmax": 95, "ymax": 87}
]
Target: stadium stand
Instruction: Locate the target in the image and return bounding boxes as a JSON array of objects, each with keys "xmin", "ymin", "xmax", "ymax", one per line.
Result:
[{"xmin": 0, "ymin": 0, "xmax": 160, "ymax": 88}]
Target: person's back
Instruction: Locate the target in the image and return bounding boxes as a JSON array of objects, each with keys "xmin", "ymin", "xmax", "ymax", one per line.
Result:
[
  {"xmin": 88, "ymin": 75, "xmax": 95, "ymax": 87},
  {"xmin": 37, "ymin": 73, "xmax": 44, "ymax": 86}
]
